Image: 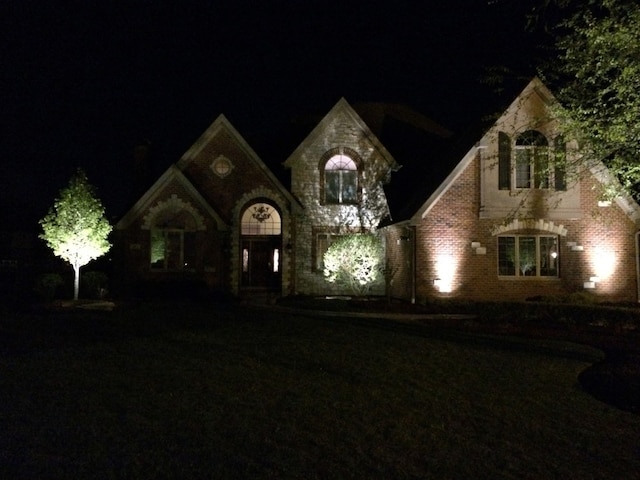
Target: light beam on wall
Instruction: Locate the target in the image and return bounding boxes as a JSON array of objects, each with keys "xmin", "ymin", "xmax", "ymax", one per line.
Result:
[
  {"xmin": 434, "ymin": 254, "xmax": 457, "ymax": 293},
  {"xmin": 592, "ymin": 247, "xmax": 616, "ymax": 280}
]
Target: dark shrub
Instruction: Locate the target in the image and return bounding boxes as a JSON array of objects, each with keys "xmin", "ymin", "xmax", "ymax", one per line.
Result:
[
  {"xmin": 34, "ymin": 273, "xmax": 64, "ymax": 302},
  {"xmin": 81, "ymin": 271, "xmax": 109, "ymax": 299}
]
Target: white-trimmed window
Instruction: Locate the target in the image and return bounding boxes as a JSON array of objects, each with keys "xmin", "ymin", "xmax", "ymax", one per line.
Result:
[
  {"xmin": 498, "ymin": 131, "xmax": 566, "ymax": 191},
  {"xmin": 498, "ymin": 235, "xmax": 558, "ymax": 277},
  {"xmin": 324, "ymin": 154, "xmax": 358, "ymax": 204},
  {"xmin": 515, "ymin": 130, "xmax": 549, "ymax": 189}
]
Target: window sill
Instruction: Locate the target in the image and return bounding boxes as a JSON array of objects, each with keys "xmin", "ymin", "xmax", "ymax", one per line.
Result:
[{"xmin": 497, "ymin": 275, "xmax": 560, "ymax": 281}]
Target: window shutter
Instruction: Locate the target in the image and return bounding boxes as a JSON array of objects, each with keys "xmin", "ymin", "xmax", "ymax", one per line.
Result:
[
  {"xmin": 498, "ymin": 132, "xmax": 511, "ymax": 190},
  {"xmin": 554, "ymin": 136, "xmax": 567, "ymax": 191}
]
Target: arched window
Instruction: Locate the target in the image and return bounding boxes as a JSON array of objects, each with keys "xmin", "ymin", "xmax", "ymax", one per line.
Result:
[
  {"xmin": 515, "ymin": 130, "xmax": 549, "ymax": 189},
  {"xmin": 324, "ymin": 154, "xmax": 358, "ymax": 204},
  {"xmin": 241, "ymin": 203, "xmax": 281, "ymax": 235}
]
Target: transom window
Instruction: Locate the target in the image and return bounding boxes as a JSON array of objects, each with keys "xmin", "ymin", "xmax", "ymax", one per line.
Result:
[
  {"xmin": 498, "ymin": 235, "xmax": 558, "ymax": 277},
  {"xmin": 324, "ymin": 154, "xmax": 358, "ymax": 204},
  {"xmin": 241, "ymin": 203, "xmax": 281, "ymax": 235}
]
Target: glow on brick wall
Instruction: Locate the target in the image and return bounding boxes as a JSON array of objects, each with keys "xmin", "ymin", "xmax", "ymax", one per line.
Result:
[
  {"xmin": 434, "ymin": 254, "xmax": 458, "ymax": 293},
  {"xmin": 592, "ymin": 246, "xmax": 616, "ymax": 281}
]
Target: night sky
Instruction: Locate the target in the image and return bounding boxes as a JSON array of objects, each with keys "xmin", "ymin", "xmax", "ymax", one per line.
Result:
[{"xmin": 1, "ymin": 0, "xmax": 551, "ymax": 230}]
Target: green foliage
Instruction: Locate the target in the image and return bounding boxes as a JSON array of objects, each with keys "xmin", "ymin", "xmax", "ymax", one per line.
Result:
[
  {"xmin": 33, "ymin": 273, "xmax": 64, "ymax": 302},
  {"xmin": 39, "ymin": 169, "xmax": 112, "ymax": 300},
  {"xmin": 323, "ymin": 234, "xmax": 384, "ymax": 296},
  {"xmin": 541, "ymin": 0, "xmax": 640, "ymax": 198}
]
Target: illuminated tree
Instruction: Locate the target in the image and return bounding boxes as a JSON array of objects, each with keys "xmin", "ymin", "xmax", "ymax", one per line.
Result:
[
  {"xmin": 538, "ymin": 0, "xmax": 640, "ymax": 198},
  {"xmin": 323, "ymin": 234, "xmax": 384, "ymax": 296},
  {"xmin": 39, "ymin": 169, "xmax": 112, "ymax": 300}
]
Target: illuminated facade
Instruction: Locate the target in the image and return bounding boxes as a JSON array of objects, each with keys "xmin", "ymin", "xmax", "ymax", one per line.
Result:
[
  {"xmin": 115, "ymin": 79, "xmax": 640, "ymax": 302},
  {"xmin": 385, "ymin": 79, "xmax": 640, "ymax": 303},
  {"xmin": 114, "ymin": 101, "xmax": 397, "ymax": 298}
]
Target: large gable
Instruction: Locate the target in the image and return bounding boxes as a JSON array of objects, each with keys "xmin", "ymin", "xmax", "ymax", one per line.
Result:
[
  {"xmin": 283, "ymin": 97, "xmax": 399, "ymax": 173},
  {"xmin": 409, "ymin": 78, "xmax": 640, "ymax": 225},
  {"xmin": 178, "ymin": 114, "xmax": 300, "ymax": 218}
]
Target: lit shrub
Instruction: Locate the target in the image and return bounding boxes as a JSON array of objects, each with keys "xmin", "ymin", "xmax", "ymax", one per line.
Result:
[{"xmin": 323, "ymin": 234, "xmax": 384, "ymax": 296}]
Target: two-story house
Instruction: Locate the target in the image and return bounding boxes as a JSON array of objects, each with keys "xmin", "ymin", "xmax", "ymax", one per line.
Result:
[
  {"xmin": 115, "ymin": 78, "xmax": 640, "ymax": 303},
  {"xmin": 384, "ymin": 78, "xmax": 640, "ymax": 303}
]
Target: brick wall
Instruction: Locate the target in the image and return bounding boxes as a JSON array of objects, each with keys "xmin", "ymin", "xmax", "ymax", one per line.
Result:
[
  {"xmin": 383, "ymin": 225, "xmax": 414, "ymax": 301},
  {"xmin": 413, "ymin": 153, "xmax": 639, "ymax": 303}
]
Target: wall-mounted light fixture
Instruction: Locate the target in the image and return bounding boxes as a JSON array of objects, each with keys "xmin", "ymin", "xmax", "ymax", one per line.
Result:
[{"xmin": 471, "ymin": 241, "xmax": 486, "ymax": 255}]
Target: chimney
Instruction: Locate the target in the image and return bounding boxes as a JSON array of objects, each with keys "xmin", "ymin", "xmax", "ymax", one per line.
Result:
[{"xmin": 132, "ymin": 140, "xmax": 152, "ymax": 199}]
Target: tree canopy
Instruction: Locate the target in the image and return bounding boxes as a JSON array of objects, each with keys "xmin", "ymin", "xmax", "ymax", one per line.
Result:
[
  {"xmin": 39, "ymin": 169, "xmax": 112, "ymax": 300},
  {"xmin": 539, "ymin": 0, "xmax": 640, "ymax": 197}
]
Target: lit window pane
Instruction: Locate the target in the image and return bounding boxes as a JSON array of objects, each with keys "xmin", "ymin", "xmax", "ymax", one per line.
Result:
[
  {"xmin": 243, "ymin": 248, "xmax": 249, "ymax": 272},
  {"xmin": 326, "ymin": 155, "xmax": 356, "ymax": 170},
  {"xmin": 150, "ymin": 230, "xmax": 166, "ymax": 269},
  {"xmin": 241, "ymin": 203, "xmax": 281, "ymax": 235},
  {"xmin": 325, "ymin": 154, "xmax": 358, "ymax": 204}
]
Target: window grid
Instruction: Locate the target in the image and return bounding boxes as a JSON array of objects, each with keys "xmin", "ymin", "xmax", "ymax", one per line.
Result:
[
  {"xmin": 324, "ymin": 154, "xmax": 358, "ymax": 204},
  {"xmin": 241, "ymin": 203, "xmax": 281, "ymax": 235},
  {"xmin": 150, "ymin": 229, "xmax": 196, "ymax": 271},
  {"xmin": 498, "ymin": 235, "xmax": 558, "ymax": 278},
  {"xmin": 514, "ymin": 130, "xmax": 550, "ymax": 190}
]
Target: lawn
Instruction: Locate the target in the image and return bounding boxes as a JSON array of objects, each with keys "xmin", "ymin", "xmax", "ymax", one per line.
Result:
[{"xmin": 1, "ymin": 301, "xmax": 639, "ymax": 479}]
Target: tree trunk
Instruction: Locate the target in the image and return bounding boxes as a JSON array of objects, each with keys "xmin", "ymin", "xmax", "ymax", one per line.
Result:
[{"xmin": 73, "ymin": 264, "xmax": 80, "ymax": 301}]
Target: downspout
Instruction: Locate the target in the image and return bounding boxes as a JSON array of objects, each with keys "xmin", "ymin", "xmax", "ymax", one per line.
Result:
[
  {"xmin": 411, "ymin": 225, "xmax": 417, "ymax": 304},
  {"xmin": 635, "ymin": 231, "xmax": 640, "ymax": 302}
]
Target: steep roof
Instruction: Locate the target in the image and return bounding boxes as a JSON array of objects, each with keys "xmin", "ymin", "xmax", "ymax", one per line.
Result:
[
  {"xmin": 283, "ymin": 97, "xmax": 399, "ymax": 172},
  {"xmin": 115, "ymin": 165, "xmax": 227, "ymax": 230},
  {"xmin": 405, "ymin": 77, "xmax": 640, "ymax": 225},
  {"xmin": 178, "ymin": 114, "xmax": 301, "ymax": 211}
]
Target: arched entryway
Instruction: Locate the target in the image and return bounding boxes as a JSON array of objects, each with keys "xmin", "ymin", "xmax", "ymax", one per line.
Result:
[{"xmin": 240, "ymin": 202, "xmax": 282, "ymax": 291}]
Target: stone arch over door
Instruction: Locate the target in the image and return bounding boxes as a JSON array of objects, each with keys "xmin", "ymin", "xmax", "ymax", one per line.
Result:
[
  {"xmin": 230, "ymin": 188, "xmax": 291, "ymax": 295},
  {"xmin": 239, "ymin": 200, "xmax": 282, "ymax": 291}
]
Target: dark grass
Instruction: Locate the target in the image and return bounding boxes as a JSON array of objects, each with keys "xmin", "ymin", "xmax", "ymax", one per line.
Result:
[{"xmin": 1, "ymin": 300, "xmax": 639, "ymax": 479}]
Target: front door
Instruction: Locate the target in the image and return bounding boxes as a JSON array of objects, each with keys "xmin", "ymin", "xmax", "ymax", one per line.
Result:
[{"xmin": 241, "ymin": 238, "xmax": 281, "ymax": 290}]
